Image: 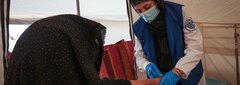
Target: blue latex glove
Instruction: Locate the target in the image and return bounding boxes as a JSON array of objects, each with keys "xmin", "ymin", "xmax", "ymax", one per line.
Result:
[
  {"xmin": 145, "ymin": 63, "xmax": 162, "ymax": 79},
  {"xmin": 159, "ymin": 71, "xmax": 180, "ymax": 85}
]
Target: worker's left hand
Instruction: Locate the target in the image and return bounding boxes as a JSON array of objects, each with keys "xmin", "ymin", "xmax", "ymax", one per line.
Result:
[{"xmin": 159, "ymin": 71, "xmax": 180, "ymax": 85}]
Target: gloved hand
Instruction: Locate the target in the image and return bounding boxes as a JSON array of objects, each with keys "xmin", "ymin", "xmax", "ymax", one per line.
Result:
[
  {"xmin": 145, "ymin": 63, "xmax": 162, "ymax": 79},
  {"xmin": 159, "ymin": 71, "xmax": 180, "ymax": 85}
]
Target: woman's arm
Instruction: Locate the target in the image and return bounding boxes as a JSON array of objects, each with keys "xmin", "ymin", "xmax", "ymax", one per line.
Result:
[
  {"xmin": 130, "ymin": 78, "xmax": 162, "ymax": 85},
  {"xmin": 174, "ymin": 6, "xmax": 203, "ymax": 79},
  {"xmin": 101, "ymin": 77, "xmax": 161, "ymax": 85},
  {"xmin": 134, "ymin": 35, "xmax": 151, "ymax": 72}
]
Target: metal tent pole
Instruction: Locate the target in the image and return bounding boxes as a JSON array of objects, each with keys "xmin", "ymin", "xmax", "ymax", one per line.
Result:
[
  {"xmin": 76, "ymin": 0, "xmax": 80, "ymax": 16},
  {"xmin": 234, "ymin": 24, "xmax": 239, "ymax": 85},
  {"xmin": 126, "ymin": 0, "xmax": 138, "ymax": 80},
  {"xmin": 126, "ymin": 0, "xmax": 134, "ymax": 44}
]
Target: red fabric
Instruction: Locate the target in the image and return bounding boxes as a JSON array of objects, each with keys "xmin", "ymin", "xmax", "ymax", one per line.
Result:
[
  {"xmin": 8, "ymin": 51, "xmax": 11, "ymax": 60},
  {"xmin": 108, "ymin": 47, "xmax": 126, "ymax": 79},
  {"xmin": 117, "ymin": 41, "xmax": 134, "ymax": 80},
  {"xmin": 99, "ymin": 52, "xmax": 116, "ymax": 78},
  {"xmin": 99, "ymin": 40, "xmax": 135, "ymax": 80},
  {"xmin": 125, "ymin": 41, "xmax": 135, "ymax": 68}
]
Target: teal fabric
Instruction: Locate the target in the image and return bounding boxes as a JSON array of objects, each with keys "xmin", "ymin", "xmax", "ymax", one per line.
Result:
[{"xmin": 206, "ymin": 78, "xmax": 228, "ymax": 85}]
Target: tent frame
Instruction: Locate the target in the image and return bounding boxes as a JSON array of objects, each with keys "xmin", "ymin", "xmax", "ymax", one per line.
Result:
[
  {"xmin": 233, "ymin": 24, "xmax": 239, "ymax": 85},
  {"xmin": 76, "ymin": 0, "xmax": 80, "ymax": 16}
]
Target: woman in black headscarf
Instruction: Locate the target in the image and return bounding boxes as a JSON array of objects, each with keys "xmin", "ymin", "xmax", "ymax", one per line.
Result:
[
  {"xmin": 4, "ymin": 14, "xmax": 160, "ymax": 85},
  {"xmin": 130, "ymin": 0, "xmax": 205, "ymax": 85}
]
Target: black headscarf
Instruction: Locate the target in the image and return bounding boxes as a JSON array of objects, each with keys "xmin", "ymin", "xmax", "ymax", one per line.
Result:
[
  {"xmin": 130, "ymin": 0, "xmax": 174, "ymax": 74},
  {"xmin": 130, "ymin": 0, "xmax": 164, "ymax": 10},
  {"xmin": 5, "ymin": 14, "xmax": 130, "ymax": 85}
]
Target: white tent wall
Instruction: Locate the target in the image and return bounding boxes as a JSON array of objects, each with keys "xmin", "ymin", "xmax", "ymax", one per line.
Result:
[
  {"xmin": 199, "ymin": 23, "xmax": 240, "ymax": 85},
  {"xmin": 10, "ymin": 0, "xmax": 129, "ymax": 22},
  {"xmin": 9, "ymin": 0, "xmax": 131, "ymax": 45},
  {"xmin": 166, "ymin": 0, "xmax": 240, "ymax": 23},
  {"xmin": 94, "ymin": 20, "xmax": 131, "ymax": 45},
  {"xmin": 79, "ymin": 0, "xmax": 129, "ymax": 21},
  {"xmin": 10, "ymin": 0, "xmax": 77, "ymax": 21},
  {"xmin": 129, "ymin": 0, "xmax": 240, "ymax": 85}
]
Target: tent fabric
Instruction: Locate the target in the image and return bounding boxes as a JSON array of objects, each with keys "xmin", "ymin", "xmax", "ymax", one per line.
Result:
[
  {"xmin": 130, "ymin": 0, "xmax": 240, "ymax": 23},
  {"xmin": 9, "ymin": 0, "xmax": 129, "ymax": 24},
  {"xmin": 8, "ymin": 0, "xmax": 132, "ymax": 45},
  {"xmin": 9, "ymin": 0, "xmax": 77, "ymax": 24},
  {"xmin": 166, "ymin": 0, "xmax": 240, "ymax": 23},
  {"xmin": 10, "ymin": 0, "xmax": 77, "ymax": 18},
  {"xmin": 198, "ymin": 23, "xmax": 240, "ymax": 85},
  {"xmin": 8, "ymin": 0, "xmax": 240, "ymax": 23},
  {"xmin": 0, "ymin": 0, "xmax": 10, "ymax": 84},
  {"xmin": 127, "ymin": 0, "xmax": 240, "ymax": 85}
]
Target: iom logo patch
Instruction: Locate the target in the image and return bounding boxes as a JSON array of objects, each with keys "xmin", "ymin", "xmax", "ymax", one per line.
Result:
[{"xmin": 185, "ymin": 17, "xmax": 196, "ymax": 32}]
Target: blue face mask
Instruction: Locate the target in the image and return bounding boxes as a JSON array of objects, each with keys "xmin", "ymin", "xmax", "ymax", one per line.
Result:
[{"xmin": 140, "ymin": 5, "xmax": 160, "ymax": 23}]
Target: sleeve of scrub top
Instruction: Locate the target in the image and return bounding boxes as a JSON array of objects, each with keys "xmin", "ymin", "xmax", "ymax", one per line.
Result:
[
  {"xmin": 134, "ymin": 34, "xmax": 151, "ymax": 72},
  {"xmin": 175, "ymin": 6, "xmax": 203, "ymax": 79}
]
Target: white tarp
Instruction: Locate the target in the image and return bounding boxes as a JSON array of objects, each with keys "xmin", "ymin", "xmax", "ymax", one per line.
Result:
[
  {"xmin": 10, "ymin": 0, "xmax": 129, "ymax": 21},
  {"xmin": 166, "ymin": 0, "xmax": 240, "ymax": 23},
  {"xmin": 9, "ymin": 0, "xmax": 240, "ymax": 23},
  {"xmin": 10, "ymin": 0, "xmax": 77, "ymax": 20},
  {"xmin": 198, "ymin": 23, "xmax": 240, "ymax": 85},
  {"xmin": 9, "ymin": 0, "xmax": 131, "ymax": 46}
]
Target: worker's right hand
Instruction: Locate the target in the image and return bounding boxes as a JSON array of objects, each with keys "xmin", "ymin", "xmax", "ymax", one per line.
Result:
[{"xmin": 145, "ymin": 63, "xmax": 162, "ymax": 79}]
